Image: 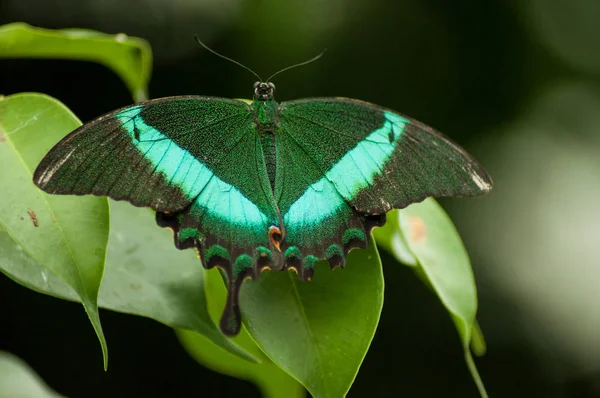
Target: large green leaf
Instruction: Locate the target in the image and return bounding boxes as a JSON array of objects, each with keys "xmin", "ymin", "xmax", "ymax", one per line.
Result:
[
  {"xmin": 394, "ymin": 198, "xmax": 488, "ymax": 397},
  {"xmin": 0, "ymin": 23, "xmax": 151, "ymax": 102},
  {"xmin": 178, "ymin": 267, "xmax": 304, "ymax": 398},
  {"xmin": 240, "ymin": 237, "xmax": 383, "ymax": 398},
  {"xmin": 0, "ymin": 93, "xmax": 256, "ymax": 363},
  {"xmin": 0, "ymin": 351, "xmax": 65, "ymax": 398},
  {"xmin": 0, "ymin": 93, "xmax": 109, "ymax": 367},
  {"xmin": 101, "ymin": 200, "xmax": 257, "ymax": 362}
]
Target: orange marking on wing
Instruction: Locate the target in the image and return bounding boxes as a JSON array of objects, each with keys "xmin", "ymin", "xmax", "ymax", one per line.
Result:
[{"xmin": 269, "ymin": 225, "xmax": 282, "ymax": 251}]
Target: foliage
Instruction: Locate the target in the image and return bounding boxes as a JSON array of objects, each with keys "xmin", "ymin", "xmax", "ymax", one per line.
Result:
[
  {"xmin": 0, "ymin": 351, "xmax": 64, "ymax": 398},
  {"xmin": 0, "ymin": 24, "xmax": 486, "ymax": 397}
]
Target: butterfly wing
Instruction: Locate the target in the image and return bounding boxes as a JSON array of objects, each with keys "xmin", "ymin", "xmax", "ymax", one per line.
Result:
[
  {"xmin": 34, "ymin": 96, "xmax": 281, "ymax": 334},
  {"xmin": 275, "ymin": 97, "xmax": 492, "ymax": 275}
]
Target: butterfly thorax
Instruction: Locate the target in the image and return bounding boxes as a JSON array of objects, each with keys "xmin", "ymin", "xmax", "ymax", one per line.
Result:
[{"xmin": 252, "ymin": 98, "xmax": 279, "ymax": 131}]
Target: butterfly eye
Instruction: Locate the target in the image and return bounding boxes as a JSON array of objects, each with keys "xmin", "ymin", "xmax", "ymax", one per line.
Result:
[
  {"xmin": 268, "ymin": 82, "xmax": 276, "ymax": 92},
  {"xmin": 253, "ymin": 81, "xmax": 260, "ymax": 89}
]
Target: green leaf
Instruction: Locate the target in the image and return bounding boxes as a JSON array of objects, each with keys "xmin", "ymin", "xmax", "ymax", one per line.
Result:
[
  {"xmin": 0, "ymin": 351, "xmax": 65, "ymax": 398},
  {"xmin": 240, "ymin": 237, "xmax": 383, "ymax": 398},
  {"xmin": 0, "ymin": 23, "xmax": 151, "ymax": 102},
  {"xmin": 101, "ymin": 200, "xmax": 257, "ymax": 362},
  {"xmin": 396, "ymin": 198, "xmax": 488, "ymax": 397},
  {"xmin": 0, "ymin": 93, "xmax": 109, "ymax": 368},
  {"xmin": 0, "ymin": 93, "xmax": 256, "ymax": 364},
  {"xmin": 178, "ymin": 267, "xmax": 304, "ymax": 398}
]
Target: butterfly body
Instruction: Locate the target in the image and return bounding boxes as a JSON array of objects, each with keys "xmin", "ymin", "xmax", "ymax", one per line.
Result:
[
  {"xmin": 252, "ymin": 84, "xmax": 280, "ymax": 192},
  {"xmin": 34, "ymin": 82, "xmax": 492, "ymax": 335}
]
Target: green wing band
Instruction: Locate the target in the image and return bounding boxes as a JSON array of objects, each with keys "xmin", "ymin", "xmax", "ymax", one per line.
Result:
[
  {"xmin": 284, "ymin": 111, "xmax": 407, "ymax": 227},
  {"xmin": 116, "ymin": 107, "xmax": 269, "ymax": 231}
]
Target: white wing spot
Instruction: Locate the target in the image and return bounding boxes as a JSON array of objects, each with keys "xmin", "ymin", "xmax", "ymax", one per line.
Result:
[
  {"xmin": 471, "ymin": 171, "xmax": 491, "ymax": 191},
  {"xmin": 38, "ymin": 147, "xmax": 76, "ymax": 185}
]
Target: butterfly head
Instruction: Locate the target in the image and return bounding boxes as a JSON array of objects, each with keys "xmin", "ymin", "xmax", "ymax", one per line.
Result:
[{"xmin": 254, "ymin": 81, "xmax": 275, "ymax": 101}]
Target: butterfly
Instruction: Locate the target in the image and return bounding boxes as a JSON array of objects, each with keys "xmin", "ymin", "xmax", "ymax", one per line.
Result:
[{"xmin": 33, "ymin": 76, "xmax": 492, "ymax": 336}]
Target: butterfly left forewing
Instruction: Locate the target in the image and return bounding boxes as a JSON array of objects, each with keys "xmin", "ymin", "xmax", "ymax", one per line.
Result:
[
  {"xmin": 34, "ymin": 96, "xmax": 281, "ymax": 335},
  {"xmin": 276, "ymin": 97, "xmax": 492, "ymax": 271}
]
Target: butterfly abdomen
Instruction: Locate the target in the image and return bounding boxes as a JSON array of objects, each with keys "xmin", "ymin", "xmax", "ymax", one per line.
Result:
[
  {"xmin": 253, "ymin": 99, "xmax": 280, "ymax": 191},
  {"xmin": 260, "ymin": 132, "xmax": 277, "ymax": 190}
]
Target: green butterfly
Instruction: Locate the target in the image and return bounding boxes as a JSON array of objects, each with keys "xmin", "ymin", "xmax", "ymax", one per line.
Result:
[{"xmin": 33, "ymin": 77, "xmax": 492, "ymax": 336}]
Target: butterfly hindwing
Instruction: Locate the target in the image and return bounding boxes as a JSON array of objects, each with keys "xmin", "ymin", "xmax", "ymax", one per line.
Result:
[
  {"xmin": 273, "ymin": 121, "xmax": 382, "ymax": 277},
  {"xmin": 276, "ymin": 97, "xmax": 491, "ymax": 269},
  {"xmin": 34, "ymin": 96, "xmax": 282, "ymax": 335}
]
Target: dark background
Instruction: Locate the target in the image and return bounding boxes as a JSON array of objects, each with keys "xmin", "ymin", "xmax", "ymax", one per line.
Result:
[{"xmin": 2, "ymin": 0, "xmax": 600, "ymax": 397}]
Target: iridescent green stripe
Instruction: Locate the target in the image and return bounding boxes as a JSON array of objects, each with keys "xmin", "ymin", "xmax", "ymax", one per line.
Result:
[
  {"xmin": 284, "ymin": 111, "xmax": 407, "ymax": 227},
  {"xmin": 326, "ymin": 112, "xmax": 407, "ymax": 200},
  {"xmin": 117, "ymin": 107, "xmax": 268, "ymax": 228}
]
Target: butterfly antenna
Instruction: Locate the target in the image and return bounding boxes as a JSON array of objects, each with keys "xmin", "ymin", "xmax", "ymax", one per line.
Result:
[
  {"xmin": 266, "ymin": 49, "xmax": 327, "ymax": 82},
  {"xmin": 194, "ymin": 35, "xmax": 262, "ymax": 82}
]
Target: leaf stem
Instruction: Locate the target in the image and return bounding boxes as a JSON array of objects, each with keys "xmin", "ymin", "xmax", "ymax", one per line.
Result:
[{"xmin": 464, "ymin": 351, "xmax": 488, "ymax": 398}]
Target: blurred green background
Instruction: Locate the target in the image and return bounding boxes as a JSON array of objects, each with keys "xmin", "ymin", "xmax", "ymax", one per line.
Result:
[{"xmin": 1, "ymin": 0, "xmax": 599, "ymax": 396}]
